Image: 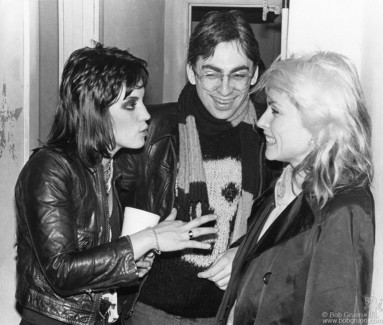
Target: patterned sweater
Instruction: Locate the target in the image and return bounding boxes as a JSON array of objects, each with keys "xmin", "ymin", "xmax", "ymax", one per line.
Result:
[{"xmin": 138, "ymin": 126, "xmax": 242, "ymax": 317}]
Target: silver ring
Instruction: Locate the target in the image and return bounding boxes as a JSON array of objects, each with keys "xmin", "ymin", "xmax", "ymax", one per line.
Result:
[{"xmin": 188, "ymin": 230, "xmax": 194, "ymax": 240}]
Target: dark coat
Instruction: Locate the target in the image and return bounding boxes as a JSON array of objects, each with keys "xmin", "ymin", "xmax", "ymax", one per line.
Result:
[
  {"xmin": 15, "ymin": 146, "xmax": 139, "ymax": 325},
  {"xmin": 216, "ymin": 185, "xmax": 375, "ymax": 325}
]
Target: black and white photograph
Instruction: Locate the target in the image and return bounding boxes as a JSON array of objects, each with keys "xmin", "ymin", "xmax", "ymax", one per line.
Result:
[{"xmin": 1, "ymin": 0, "xmax": 382, "ymax": 324}]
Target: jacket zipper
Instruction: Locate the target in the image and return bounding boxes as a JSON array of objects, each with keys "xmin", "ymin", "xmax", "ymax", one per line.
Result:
[
  {"xmin": 100, "ymin": 162, "xmax": 111, "ymax": 292},
  {"xmin": 87, "ymin": 164, "xmax": 109, "ymax": 321},
  {"xmin": 170, "ymin": 137, "xmax": 178, "ymax": 210},
  {"xmin": 112, "ymin": 173, "xmax": 123, "ymax": 227}
]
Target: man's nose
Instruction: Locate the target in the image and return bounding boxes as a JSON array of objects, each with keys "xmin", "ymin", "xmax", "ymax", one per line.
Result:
[{"xmin": 218, "ymin": 76, "xmax": 233, "ymax": 95}]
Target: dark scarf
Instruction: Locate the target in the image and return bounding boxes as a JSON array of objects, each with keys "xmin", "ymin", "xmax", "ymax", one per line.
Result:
[{"xmin": 177, "ymin": 83, "xmax": 259, "ymax": 242}]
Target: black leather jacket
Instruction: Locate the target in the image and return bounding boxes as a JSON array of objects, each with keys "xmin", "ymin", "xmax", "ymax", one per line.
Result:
[
  {"xmin": 116, "ymin": 103, "xmax": 179, "ymax": 218},
  {"xmin": 114, "ymin": 102, "xmax": 280, "ymax": 317},
  {"xmin": 15, "ymin": 145, "xmax": 139, "ymax": 325}
]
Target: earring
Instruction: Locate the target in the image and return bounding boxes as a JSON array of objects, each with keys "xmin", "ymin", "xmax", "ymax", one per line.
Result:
[{"xmin": 309, "ymin": 138, "xmax": 316, "ymax": 146}]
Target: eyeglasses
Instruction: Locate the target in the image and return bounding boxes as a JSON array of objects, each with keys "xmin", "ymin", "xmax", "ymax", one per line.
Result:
[{"xmin": 193, "ymin": 69, "xmax": 253, "ymax": 91}]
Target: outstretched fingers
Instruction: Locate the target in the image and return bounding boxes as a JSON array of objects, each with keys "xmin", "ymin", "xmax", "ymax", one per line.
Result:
[
  {"xmin": 155, "ymin": 213, "xmax": 217, "ymax": 252},
  {"xmin": 184, "ymin": 239, "xmax": 213, "ymax": 250},
  {"xmin": 182, "ymin": 214, "xmax": 217, "ymax": 231},
  {"xmin": 185, "ymin": 226, "xmax": 217, "ymax": 240},
  {"xmin": 180, "ymin": 214, "xmax": 217, "ymax": 250}
]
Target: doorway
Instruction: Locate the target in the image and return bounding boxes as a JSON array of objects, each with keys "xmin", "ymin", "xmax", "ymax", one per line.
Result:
[
  {"xmin": 190, "ymin": 6, "xmax": 281, "ymax": 68},
  {"xmin": 163, "ymin": 0, "xmax": 285, "ymax": 102}
]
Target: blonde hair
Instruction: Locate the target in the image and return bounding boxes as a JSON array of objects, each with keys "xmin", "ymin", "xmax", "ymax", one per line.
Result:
[{"xmin": 254, "ymin": 51, "xmax": 373, "ymax": 207}]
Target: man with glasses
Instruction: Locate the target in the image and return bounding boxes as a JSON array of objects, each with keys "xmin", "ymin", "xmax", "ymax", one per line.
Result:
[{"xmin": 116, "ymin": 10, "xmax": 277, "ymax": 325}]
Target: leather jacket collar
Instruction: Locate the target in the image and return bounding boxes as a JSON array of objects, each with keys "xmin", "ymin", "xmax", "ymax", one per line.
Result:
[{"xmin": 147, "ymin": 103, "xmax": 179, "ymax": 147}]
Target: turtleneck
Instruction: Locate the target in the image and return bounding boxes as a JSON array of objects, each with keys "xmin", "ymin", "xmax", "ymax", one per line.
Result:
[{"xmin": 193, "ymin": 94, "xmax": 233, "ymax": 136}]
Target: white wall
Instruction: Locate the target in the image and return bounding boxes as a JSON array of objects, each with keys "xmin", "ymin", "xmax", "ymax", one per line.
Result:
[
  {"xmin": 361, "ymin": 2, "xmax": 383, "ymax": 322},
  {"xmin": 0, "ymin": 0, "xmax": 39, "ymax": 323},
  {"xmin": 0, "ymin": 2, "xmax": 23, "ymax": 323},
  {"xmin": 287, "ymin": 1, "xmax": 383, "ymax": 323},
  {"xmin": 288, "ymin": 0, "xmax": 364, "ymax": 70}
]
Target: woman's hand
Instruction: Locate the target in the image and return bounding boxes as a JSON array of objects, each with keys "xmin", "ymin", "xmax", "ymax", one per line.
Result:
[
  {"xmin": 153, "ymin": 208, "xmax": 217, "ymax": 252},
  {"xmin": 129, "ymin": 208, "xmax": 217, "ymax": 260},
  {"xmin": 136, "ymin": 252, "xmax": 155, "ymax": 278}
]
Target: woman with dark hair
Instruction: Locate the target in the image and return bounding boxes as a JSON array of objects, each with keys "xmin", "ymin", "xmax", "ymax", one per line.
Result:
[
  {"xmin": 15, "ymin": 43, "xmax": 217, "ymax": 325},
  {"xmin": 216, "ymin": 51, "xmax": 375, "ymax": 325}
]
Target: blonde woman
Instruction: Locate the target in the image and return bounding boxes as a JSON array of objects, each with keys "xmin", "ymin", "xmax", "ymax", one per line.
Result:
[{"xmin": 216, "ymin": 51, "xmax": 374, "ymax": 325}]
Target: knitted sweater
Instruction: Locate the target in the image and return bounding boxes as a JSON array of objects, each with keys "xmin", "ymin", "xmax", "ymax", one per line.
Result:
[{"xmin": 138, "ymin": 125, "xmax": 242, "ymax": 318}]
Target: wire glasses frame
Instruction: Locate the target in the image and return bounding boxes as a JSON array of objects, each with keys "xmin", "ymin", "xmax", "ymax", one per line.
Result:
[{"xmin": 193, "ymin": 69, "xmax": 254, "ymax": 91}]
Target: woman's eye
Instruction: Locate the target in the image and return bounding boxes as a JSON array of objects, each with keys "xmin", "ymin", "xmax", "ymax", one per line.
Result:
[
  {"xmin": 271, "ymin": 107, "xmax": 279, "ymax": 115},
  {"xmin": 124, "ymin": 101, "xmax": 137, "ymax": 110}
]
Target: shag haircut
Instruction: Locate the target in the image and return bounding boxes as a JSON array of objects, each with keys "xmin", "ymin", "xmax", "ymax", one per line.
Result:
[
  {"xmin": 47, "ymin": 42, "xmax": 148, "ymax": 166},
  {"xmin": 255, "ymin": 51, "xmax": 373, "ymax": 207}
]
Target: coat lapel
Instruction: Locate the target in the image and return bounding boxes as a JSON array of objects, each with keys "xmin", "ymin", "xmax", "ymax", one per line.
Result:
[
  {"xmin": 244, "ymin": 192, "xmax": 315, "ymax": 262},
  {"xmin": 217, "ymin": 190, "xmax": 316, "ymax": 325}
]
